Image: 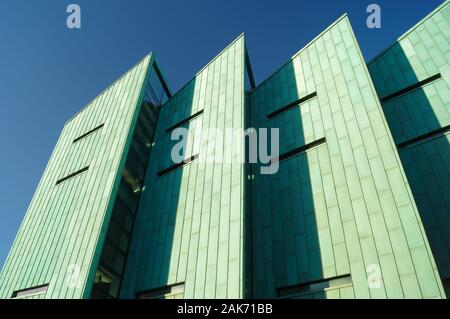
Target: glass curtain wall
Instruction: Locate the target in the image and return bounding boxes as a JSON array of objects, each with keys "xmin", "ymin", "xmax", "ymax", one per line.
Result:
[{"xmin": 90, "ymin": 65, "xmax": 169, "ymax": 298}]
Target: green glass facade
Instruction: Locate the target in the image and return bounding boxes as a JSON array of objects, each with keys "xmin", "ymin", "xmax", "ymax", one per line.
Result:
[
  {"xmin": 367, "ymin": 0, "xmax": 450, "ymax": 296},
  {"xmin": 0, "ymin": 1, "xmax": 449, "ymax": 299},
  {"xmin": 250, "ymin": 13, "xmax": 444, "ymax": 299},
  {"xmin": 120, "ymin": 35, "xmax": 248, "ymax": 299},
  {"xmin": 0, "ymin": 54, "xmax": 170, "ymax": 299}
]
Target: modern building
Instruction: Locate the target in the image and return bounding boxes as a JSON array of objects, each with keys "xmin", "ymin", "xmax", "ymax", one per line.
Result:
[
  {"xmin": 0, "ymin": 1, "xmax": 448, "ymax": 299},
  {"xmin": 367, "ymin": 0, "xmax": 450, "ymax": 297}
]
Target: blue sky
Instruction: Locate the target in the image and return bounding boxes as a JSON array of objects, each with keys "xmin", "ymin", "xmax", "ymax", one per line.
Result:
[{"xmin": 0, "ymin": 0, "xmax": 443, "ymax": 268}]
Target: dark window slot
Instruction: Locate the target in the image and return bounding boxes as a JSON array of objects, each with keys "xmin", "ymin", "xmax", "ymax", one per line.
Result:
[
  {"xmin": 56, "ymin": 166, "xmax": 89, "ymax": 185},
  {"xmin": 267, "ymin": 92, "xmax": 317, "ymax": 119},
  {"xmin": 166, "ymin": 110, "xmax": 204, "ymax": 133},
  {"xmin": 157, "ymin": 155, "xmax": 198, "ymax": 177},
  {"xmin": 275, "ymin": 137, "xmax": 326, "ymax": 163},
  {"xmin": 397, "ymin": 125, "xmax": 450, "ymax": 150},
  {"xmin": 137, "ymin": 282, "xmax": 185, "ymax": 299},
  {"xmin": 73, "ymin": 123, "xmax": 104, "ymax": 143},
  {"xmin": 277, "ymin": 274, "xmax": 352, "ymax": 298},
  {"xmin": 11, "ymin": 284, "xmax": 49, "ymax": 298},
  {"xmin": 380, "ymin": 73, "xmax": 441, "ymax": 103}
]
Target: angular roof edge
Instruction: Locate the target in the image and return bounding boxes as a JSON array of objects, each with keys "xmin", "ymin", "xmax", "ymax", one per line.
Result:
[
  {"xmin": 160, "ymin": 33, "xmax": 246, "ymax": 107},
  {"xmin": 64, "ymin": 52, "xmax": 154, "ymax": 125},
  {"xmin": 195, "ymin": 32, "xmax": 245, "ymax": 77},
  {"xmin": 252, "ymin": 13, "xmax": 348, "ymax": 91},
  {"xmin": 367, "ymin": 0, "xmax": 449, "ymax": 65}
]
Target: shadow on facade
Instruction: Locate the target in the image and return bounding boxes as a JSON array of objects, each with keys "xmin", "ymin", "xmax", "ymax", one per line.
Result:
[
  {"xmin": 250, "ymin": 60, "xmax": 324, "ymax": 298},
  {"xmin": 119, "ymin": 78, "xmax": 195, "ymax": 298},
  {"xmin": 89, "ymin": 62, "xmax": 172, "ymax": 299},
  {"xmin": 372, "ymin": 47, "xmax": 450, "ymax": 296}
]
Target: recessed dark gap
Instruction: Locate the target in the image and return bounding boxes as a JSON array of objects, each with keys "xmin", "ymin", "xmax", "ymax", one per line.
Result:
[
  {"xmin": 99, "ymin": 260, "xmax": 122, "ymax": 279},
  {"xmin": 157, "ymin": 154, "xmax": 199, "ymax": 177},
  {"xmin": 153, "ymin": 63, "xmax": 172, "ymax": 98},
  {"xmin": 56, "ymin": 166, "xmax": 89, "ymax": 185},
  {"xmin": 442, "ymin": 277, "xmax": 450, "ymax": 290},
  {"xmin": 380, "ymin": 73, "xmax": 441, "ymax": 103},
  {"xmin": 166, "ymin": 110, "xmax": 204, "ymax": 133},
  {"xmin": 73, "ymin": 123, "xmax": 105, "ymax": 143},
  {"xmin": 274, "ymin": 137, "xmax": 326, "ymax": 163},
  {"xmin": 267, "ymin": 92, "xmax": 317, "ymax": 119},
  {"xmin": 245, "ymin": 48, "xmax": 256, "ymax": 90},
  {"xmin": 277, "ymin": 274, "xmax": 352, "ymax": 298},
  {"xmin": 397, "ymin": 125, "xmax": 450, "ymax": 150},
  {"xmin": 136, "ymin": 282, "xmax": 185, "ymax": 299}
]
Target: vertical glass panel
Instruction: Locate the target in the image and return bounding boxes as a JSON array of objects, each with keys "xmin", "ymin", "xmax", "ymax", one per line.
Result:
[
  {"xmin": 144, "ymin": 65, "xmax": 168, "ymax": 106},
  {"xmin": 90, "ymin": 74, "xmax": 161, "ymax": 299}
]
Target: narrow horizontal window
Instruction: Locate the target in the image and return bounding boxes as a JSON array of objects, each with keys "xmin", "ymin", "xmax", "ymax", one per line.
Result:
[
  {"xmin": 267, "ymin": 92, "xmax": 317, "ymax": 119},
  {"xmin": 56, "ymin": 166, "xmax": 89, "ymax": 185},
  {"xmin": 166, "ymin": 110, "xmax": 204, "ymax": 133},
  {"xmin": 380, "ymin": 73, "xmax": 441, "ymax": 103},
  {"xmin": 274, "ymin": 137, "xmax": 326, "ymax": 163},
  {"xmin": 397, "ymin": 125, "xmax": 450, "ymax": 150},
  {"xmin": 73, "ymin": 123, "xmax": 104, "ymax": 143},
  {"xmin": 12, "ymin": 284, "xmax": 49, "ymax": 299},
  {"xmin": 278, "ymin": 274, "xmax": 352, "ymax": 298},
  {"xmin": 137, "ymin": 282, "xmax": 185, "ymax": 299},
  {"xmin": 157, "ymin": 155, "xmax": 198, "ymax": 177}
]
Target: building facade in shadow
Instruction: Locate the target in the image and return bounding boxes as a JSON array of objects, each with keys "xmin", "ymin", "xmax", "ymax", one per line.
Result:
[{"xmin": 368, "ymin": 0, "xmax": 450, "ymax": 297}]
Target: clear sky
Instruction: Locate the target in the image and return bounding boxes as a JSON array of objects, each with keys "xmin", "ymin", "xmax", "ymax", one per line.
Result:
[{"xmin": 0, "ymin": 0, "xmax": 444, "ymax": 268}]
